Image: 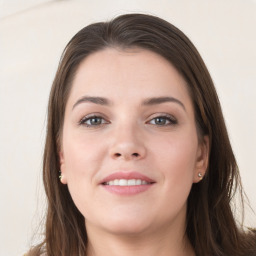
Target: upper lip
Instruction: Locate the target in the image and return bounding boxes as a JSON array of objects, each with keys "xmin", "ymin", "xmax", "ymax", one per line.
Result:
[{"xmin": 100, "ymin": 171, "xmax": 155, "ymax": 184}]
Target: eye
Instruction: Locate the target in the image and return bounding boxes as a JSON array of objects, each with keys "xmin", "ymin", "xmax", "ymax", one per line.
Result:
[
  {"xmin": 148, "ymin": 115, "xmax": 177, "ymax": 126},
  {"xmin": 79, "ymin": 115, "xmax": 109, "ymax": 127}
]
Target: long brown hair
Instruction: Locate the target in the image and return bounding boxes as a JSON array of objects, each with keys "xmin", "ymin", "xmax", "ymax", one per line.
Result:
[{"xmin": 27, "ymin": 13, "xmax": 256, "ymax": 256}]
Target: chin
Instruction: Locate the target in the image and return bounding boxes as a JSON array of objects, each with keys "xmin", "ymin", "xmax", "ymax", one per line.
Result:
[
  {"xmin": 105, "ymin": 222, "xmax": 151, "ymax": 236},
  {"xmin": 100, "ymin": 213, "xmax": 153, "ymax": 236}
]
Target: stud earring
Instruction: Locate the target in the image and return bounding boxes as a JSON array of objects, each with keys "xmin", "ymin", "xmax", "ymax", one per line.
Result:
[
  {"xmin": 198, "ymin": 172, "xmax": 203, "ymax": 180},
  {"xmin": 59, "ymin": 171, "xmax": 62, "ymax": 181}
]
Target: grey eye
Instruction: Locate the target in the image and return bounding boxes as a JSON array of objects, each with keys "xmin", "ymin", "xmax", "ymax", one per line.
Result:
[
  {"xmin": 148, "ymin": 116, "xmax": 177, "ymax": 126},
  {"xmin": 87, "ymin": 117, "xmax": 103, "ymax": 125},
  {"xmin": 80, "ymin": 116, "xmax": 108, "ymax": 127},
  {"xmin": 153, "ymin": 117, "xmax": 168, "ymax": 125}
]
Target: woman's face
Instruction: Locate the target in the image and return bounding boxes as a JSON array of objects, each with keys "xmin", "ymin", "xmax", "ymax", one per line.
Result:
[{"xmin": 60, "ymin": 48, "xmax": 209, "ymax": 236}]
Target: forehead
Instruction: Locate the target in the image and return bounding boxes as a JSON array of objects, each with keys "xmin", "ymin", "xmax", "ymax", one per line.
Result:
[{"xmin": 67, "ymin": 47, "xmax": 193, "ymax": 109}]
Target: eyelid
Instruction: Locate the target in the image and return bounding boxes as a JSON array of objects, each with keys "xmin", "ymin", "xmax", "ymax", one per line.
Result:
[
  {"xmin": 146, "ymin": 113, "xmax": 178, "ymax": 125},
  {"xmin": 78, "ymin": 112, "xmax": 177, "ymax": 127},
  {"xmin": 78, "ymin": 113, "xmax": 110, "ymax": 126}
]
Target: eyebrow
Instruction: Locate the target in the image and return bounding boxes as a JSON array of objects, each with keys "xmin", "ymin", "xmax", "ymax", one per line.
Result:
[
  {"xmin": 142, "ymin": 96, "xmax": 186, "ymax": 111},
  {"xmin": 72, "ymin": 96, "xmax": 110, "ymax": 110},
  {"xmin": 72, "ymin": 96, "xmax": 186, "ymax": 111}
]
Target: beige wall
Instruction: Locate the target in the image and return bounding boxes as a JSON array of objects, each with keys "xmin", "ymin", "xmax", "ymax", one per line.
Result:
[
  {"xmin": 0, "ymin": 0, "xmax": 53, "ymax": 19},
  {"xmin": 0, "ymin": 0, "xmax": 255, "ymax": 255}
]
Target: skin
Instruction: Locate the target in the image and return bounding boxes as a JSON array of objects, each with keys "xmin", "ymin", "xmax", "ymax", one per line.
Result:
[{"xmin": 59, "ymin": 48, "xmax": 209, "ymax": 256}]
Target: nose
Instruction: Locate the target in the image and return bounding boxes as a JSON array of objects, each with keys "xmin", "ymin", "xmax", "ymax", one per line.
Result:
[{"xmin": 109, "ymin": 127, "xmax": 146, "ymax": 161}]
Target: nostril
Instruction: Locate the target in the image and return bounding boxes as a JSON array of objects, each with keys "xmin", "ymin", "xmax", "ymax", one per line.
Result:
[{"xmin": 114, "ymin": 152, "xmax": 140, "ymax": 158}]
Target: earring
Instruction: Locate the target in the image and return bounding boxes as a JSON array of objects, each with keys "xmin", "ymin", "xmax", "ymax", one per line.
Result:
[
  {"xmin": 59, "ymin": 171, "xmax": 62, "ymax": 181},
  {"xmin": 198, "ymin": 172, "xmax": 203, "ymax": 180}
]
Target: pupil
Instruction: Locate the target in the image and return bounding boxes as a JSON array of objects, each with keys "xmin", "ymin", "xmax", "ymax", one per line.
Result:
[
  {"xmin": 91, "ymin": 117, "xmax": 101, "ymax": 125},
  {"xmin": 156, "ymin": 118, "xmax": 166, "ymax": 125}
]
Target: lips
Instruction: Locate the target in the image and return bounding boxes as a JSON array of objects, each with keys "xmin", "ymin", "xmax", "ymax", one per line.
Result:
[
  {"xmin": 100, "ymin": 171, "xmax": 155, "ymax": 185},
  {"xmin": 100, "ymin": 171, "xmax": 156, "ymax": 196},
  {"xmin": 104, "ymin": 179, "xmax": 151, "ymax": 186}
]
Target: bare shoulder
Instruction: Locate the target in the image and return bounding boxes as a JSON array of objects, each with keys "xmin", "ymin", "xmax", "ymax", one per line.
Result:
[{"xmin": 23, "ymin": 253, "xmax": 46, "ymax": 256}]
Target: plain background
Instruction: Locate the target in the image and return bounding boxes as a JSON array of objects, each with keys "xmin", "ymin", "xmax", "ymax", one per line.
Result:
[{"xmin": 0, "ymin": 0, "xmax": 255, "ymax": 255}]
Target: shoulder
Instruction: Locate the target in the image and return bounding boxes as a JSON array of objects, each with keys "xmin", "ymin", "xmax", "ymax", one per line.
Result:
[
  {"xmin": 23, "ymin": 253, "xmax": 47, "ymax": 256},
  {"xmin": 23, "ymin": 244, "xmax": 46, "ymax": 256}
]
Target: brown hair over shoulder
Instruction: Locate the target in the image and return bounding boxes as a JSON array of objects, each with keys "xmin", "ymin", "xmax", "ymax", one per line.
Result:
[{"xmin": 27, "ymin": 13, "xmax": 256, "ymax": 256}]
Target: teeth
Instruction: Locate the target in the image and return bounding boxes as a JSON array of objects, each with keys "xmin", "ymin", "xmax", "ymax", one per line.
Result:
[
  {"xmin": 136, "ymin": 179, "xmax": 141, "ymax": 185},
  {"xmin": 105, "ymin": 179, "xmax": 151, "ymax": 186},
  {"xmin": 119, "ymin": 179, "xmax": 127, "ymax": 186},
  {"xmin": 127, "ymin": 179, "xmax": 135, "ymax": 185},
  {"xmin": 113, "ymin": 179, "xmax": 119, "ymax": 185}
]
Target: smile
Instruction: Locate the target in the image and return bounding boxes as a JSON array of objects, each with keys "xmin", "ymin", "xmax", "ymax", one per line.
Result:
[
  {"xmin": 103, "ymin": 179, "xmax": 152, "ymax": 186},
  {"xmin": 100, "ymin": 171, "xmax": 156, "ymax": 195}
]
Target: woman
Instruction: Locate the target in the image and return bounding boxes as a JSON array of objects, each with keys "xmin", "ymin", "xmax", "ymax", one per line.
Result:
[{"xmin": 26, "ymin": 13, "xmax": 256, "ymax": 256}]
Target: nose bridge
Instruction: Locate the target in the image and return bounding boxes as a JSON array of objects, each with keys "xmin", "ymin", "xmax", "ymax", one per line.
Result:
[{"xmin": 109, "ymin": 118, "xmax": 146, "ymax": 160}]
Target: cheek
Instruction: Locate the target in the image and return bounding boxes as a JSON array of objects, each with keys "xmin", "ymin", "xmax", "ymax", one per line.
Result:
[
  {"xmin": 153, "ymin": 130, "xmax": 198, "ymax": 173},
  {"xmin": 151, "ymin": 131, "xmax": 198, "ymax": 196},
  {"xmin": 62, "ymin": 132, "xmax": 105, "ymax": 217},
  {"xmin": 62, "ymin": 128, "xmax": 108, "ymax": 191}
]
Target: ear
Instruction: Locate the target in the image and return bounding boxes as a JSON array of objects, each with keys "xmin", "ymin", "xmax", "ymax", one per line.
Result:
[
  {"xmin": 193, "ymin": 136, "xmax": 210, "ymax": 183},
  {"xmin": 59, "ymin": 150, "xmax": 67, "ymax": 184}
]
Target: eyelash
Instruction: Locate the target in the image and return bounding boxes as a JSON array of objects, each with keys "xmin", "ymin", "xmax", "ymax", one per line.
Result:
[
  {"xmin": 79, "ymin": 115, "xmax": 109, "ymax": 128},
  {"xmin": 78, "ymin": 114, "xmax": 178, "ymax": 128},
  {"xmin": 147, "ymin": 114, "xmax": 178, "ymax": 126}
]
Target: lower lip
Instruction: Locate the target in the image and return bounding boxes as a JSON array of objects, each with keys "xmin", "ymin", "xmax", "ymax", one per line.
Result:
[{"xmin": 101, "ymin": 184, "xmax": 154, "ymax": 195}]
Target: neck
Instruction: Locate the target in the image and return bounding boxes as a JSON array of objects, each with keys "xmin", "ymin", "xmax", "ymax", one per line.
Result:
[{"xmin": 86, "ymin": 221, "xmax": 195, "ymax": 256}]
